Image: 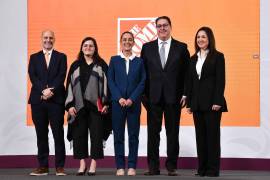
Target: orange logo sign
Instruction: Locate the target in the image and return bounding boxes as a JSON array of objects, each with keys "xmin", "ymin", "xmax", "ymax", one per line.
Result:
[{"xmin": 118, "ymin": 18, "xmax": 157, "ymax": 56}]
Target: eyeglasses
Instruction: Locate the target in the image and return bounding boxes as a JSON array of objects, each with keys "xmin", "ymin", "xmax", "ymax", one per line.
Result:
[{"xmin": 156, "ymin": 23, "xmax": 170, "ymax": 29}]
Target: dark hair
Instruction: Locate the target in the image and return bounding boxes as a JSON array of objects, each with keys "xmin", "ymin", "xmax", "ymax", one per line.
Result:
[
  {"xmin": 155, "ymin": 16, "xmax": 172, "ymax": 27},
  {"xmin": 77, "ymin": 37, "xmax": 103, "ymax": 64},
  {"xmin": 195, "ymin": 26, "xmax": 216, "ymax": 54},
  {"xmin": 120, "ymin": 31, "xmax": 134, "ymax": 41}
]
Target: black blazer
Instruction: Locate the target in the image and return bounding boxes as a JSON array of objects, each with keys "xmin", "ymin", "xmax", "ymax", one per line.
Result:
[
  {"xmin": 186, "ymin": 50, "xmax": 227, "ymax": 112},
  {"xmin": 28, "ymin": 50, "xmax": 67, "ymax": 104},
  {"xmin": 141, "ymin": 38, "xmax": 190, "ymax": 104}
]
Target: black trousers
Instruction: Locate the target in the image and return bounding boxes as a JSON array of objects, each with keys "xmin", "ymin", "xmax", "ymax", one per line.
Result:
[
  {"xmin": 31, "ymin": 102, "xmax": 66, "ymax": 168},
  {"xmin": 147, "ymin": 102, "xmax": 181, "ymax": 171},
  {"xmin": 193, "ymin": 111, "xmax": 222, "ymax": 175},
  {"xmin": 71, "ymin": 108, "xmax": 104, "ymax": 160}
]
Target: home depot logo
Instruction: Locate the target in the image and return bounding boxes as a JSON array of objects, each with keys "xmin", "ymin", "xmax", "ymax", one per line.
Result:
[{"xmin": 117, "ymin": 18, "xmax": 157, "ymax": 56}]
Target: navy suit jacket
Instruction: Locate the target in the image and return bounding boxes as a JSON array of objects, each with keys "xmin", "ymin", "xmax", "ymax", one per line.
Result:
[
  {"xmin": 108, "ymin": 55, "xmax": 146, "ymax": 103},
  {"xmin": 28, "ymin": 50, "xmax": 67, "ymax": 104}
]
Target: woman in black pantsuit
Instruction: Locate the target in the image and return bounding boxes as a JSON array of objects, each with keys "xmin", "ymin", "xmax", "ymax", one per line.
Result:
[
  {"xmin": 65, "ymin": 37, "xmax": 109, "ymax": 176},
  {"xmin": 186, "ymin": 27, "xmax": 227, "ymax": 177}
]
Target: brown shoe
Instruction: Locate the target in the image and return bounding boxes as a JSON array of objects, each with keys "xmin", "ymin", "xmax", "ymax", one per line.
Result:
[
  {"xmin": 56, "ymin": 167, "xmax": 66, "ymax": 176},
  {"xmin": 29, "ymin": 167, "xmax": 49, "ymax": 176}
]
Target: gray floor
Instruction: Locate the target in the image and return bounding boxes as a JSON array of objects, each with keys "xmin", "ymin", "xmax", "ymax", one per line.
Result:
[{"xmin": 0, "ymin": 169, "xmax": 270, "ymax": 180}]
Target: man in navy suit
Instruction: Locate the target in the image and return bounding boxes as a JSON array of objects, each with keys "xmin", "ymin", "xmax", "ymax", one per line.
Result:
[
  {"xmin": 28, "ymin": 30, "xmax": 67, "ymax": 176},
  {"xmin": 141, "ymin": 16, "xmax": 190, "ymax": 176}
]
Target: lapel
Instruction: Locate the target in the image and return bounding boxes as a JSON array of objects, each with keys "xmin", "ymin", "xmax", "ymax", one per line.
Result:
[
  {"xmin": 191, "ymin": 55, "xmax": 199, "ymax": 80},
  {"xmin": 200, "ymin": 52, "xmax": 212, "ymax": 79},
  {"xmin": 152, "ymin": 40, "xmax": 163, "ymax": 70},
  {"xmin": 119, "ymin": 56, "xmax": 128, "ymax": 76},
  {"xmin": 128, "ymin": 57, "xmax": 137, "ymax": 78},
  {"xmin": 164, "ymin": 39, "xmax": 175, "ymax": 69},
  {"xmin": 38, "ymin": 51, "xmax": 48, "ymax": 73},
  {"xmin": 128, "ymin": 58, "xmax": 133, "ymax": 77},
  {"xmin": 47, "ymin": 50, "xmax": 56, "ymax": 74}
]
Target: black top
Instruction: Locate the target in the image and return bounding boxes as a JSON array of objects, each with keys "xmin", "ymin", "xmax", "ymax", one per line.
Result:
[
  {"xmin": 80, "ymin": 60, "xmax": 94, "ymax": 95},
  {"xmin": 80, "ymin": 60, "xmax": 97, "ymax": 110}
]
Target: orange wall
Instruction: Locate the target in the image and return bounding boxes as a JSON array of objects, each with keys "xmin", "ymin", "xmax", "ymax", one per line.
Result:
[{"xmin": 27, "ymin": 0, "xmax": 260, "ymax": 126}]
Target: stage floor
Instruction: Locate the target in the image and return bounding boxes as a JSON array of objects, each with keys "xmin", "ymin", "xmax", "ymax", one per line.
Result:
[{"xmin": 0, "ymin": 169, "xmax": 270, "ymax": 180}]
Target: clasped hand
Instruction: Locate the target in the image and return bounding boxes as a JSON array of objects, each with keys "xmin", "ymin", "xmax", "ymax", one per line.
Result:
[
  {"xmin": 119, "ymin": 98, "xmax": 133, "ymax": 107},
  {"xmin": 41, "ymin": 87, "xmax": 54, "ymax": 100},
  {"xmin": 186, "ymin": 104, "xmax": 221, "ymax": 114},
  {"xmin": 69, "ymin": 105, "xmax": 108, "ymax": 117}
]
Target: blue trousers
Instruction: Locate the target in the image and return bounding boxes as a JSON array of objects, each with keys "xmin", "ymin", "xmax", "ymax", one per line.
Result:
[{"xmin": 112, "ymin": 101, "xmax": 141, "ymax": 169}]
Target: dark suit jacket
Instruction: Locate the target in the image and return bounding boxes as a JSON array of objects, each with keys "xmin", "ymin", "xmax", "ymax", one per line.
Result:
[
  {"xmin": 186, "ymin": 50, "xmax": 227, "ymax": 112},
  {"xmin": 108, "ymin": 55, "xmax": 146, "ymax": 103},
  {"xmin": 28, "ymin": 50, "xmax": 67, "ymax": 105},
  {"xmin": 141, "ymin": 38, "xmax": 190, "ymax": 104}
]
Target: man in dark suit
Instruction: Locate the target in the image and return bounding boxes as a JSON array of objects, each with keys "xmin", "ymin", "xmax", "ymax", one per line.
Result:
[
  {"xmin": 28, "ymin": 30, "xmax": 67, "ymax": 176},
  {"xmin": 141, "ymin": 16, "xmax": 190, "ymax": 176}
]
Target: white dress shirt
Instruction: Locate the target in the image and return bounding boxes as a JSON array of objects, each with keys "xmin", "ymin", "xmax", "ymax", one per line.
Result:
[
  {"xmin": 158, "ymin": 37, "xmax": 172, "ymax": 64},
  {"xmin": 196, "ymin": 50, "xmax": 209, "ymax": 79},
  {"xmin": 120, "ymin": 52, "xmax": 136, "ymax": 75}
]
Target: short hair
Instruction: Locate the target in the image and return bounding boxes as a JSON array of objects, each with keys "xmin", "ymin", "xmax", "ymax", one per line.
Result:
[
  {"xmin": 120, "ymin": 31, "xmax": 134, "ymax": 41},
  {"xmin": 194, "ymin": 26, "xmax": 216, "ymax": 53},
  {"xmin": 155, "ymin": 16, "xmax": 172, "ymax": 27}
]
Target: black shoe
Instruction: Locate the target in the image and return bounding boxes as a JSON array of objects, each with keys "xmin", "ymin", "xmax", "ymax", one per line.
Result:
[
  {"xmin": 195, "ymin": 173, "xmax": 205, "ymax": 177},
  {"xmin": 205, "ymin": 172, "xmax": 219, "ymax": 177},
  {"xmin": 76, "ymin": 168, "xmax": 86, "ymax": 176},
  {"xmin": 87, "ymin": 172, "xmax": 96, "ymax": 176},
  {"xmin": 144, "ymin": 170, "xmax": 160, "ymax": 176},
  {"xmin": 168, "ymin": 170, "xmax": 178, "ymax": 176}
]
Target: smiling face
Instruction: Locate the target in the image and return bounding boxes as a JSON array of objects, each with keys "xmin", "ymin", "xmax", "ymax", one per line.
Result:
[
  {"xmin": 41, "ymin": 30, "xmax": 55, "ymax": 51},
  {"xmin": 120, "ymin": 32, "xmax": 134, "ymax": 52},
  {"xmin": 156, "ymin": 18, "xmax": 171, "ymax": 41},
  {"xmin": 196, "ymin": 30, "xmax": 209, "ymax": 50},
  {"xmin": 82, "ymin": 40, "xmax": 95, "ymax": 57}
]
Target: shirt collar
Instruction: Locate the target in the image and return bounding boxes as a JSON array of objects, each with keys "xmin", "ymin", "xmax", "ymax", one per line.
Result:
[
  {"xmin": 158, "ymin": 37, "xmax": 172, "ymax": 45},
  {"xmin": 120, "ymin": 51, "xmax": 136, "ymax": 61},
  {"xmin": 197, "ymin": 49, "xmax": 209, "ymax": 58},
  {"xmin": 43, "ymin": 49, "xmax": 53, "ymax": 55}
]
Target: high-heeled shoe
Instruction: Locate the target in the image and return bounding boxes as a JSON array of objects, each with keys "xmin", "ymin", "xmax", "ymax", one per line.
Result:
[
  {"xmin": 88, "ymin": 159, "xmax": 96, "ymax": 176},
  {"xmin": 76, "ymin": 168, "xmax": 87, "ymax": 176},
  {"xmin": 87, "ymin": 171, "xmax": 96, "ymax": 176}
]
